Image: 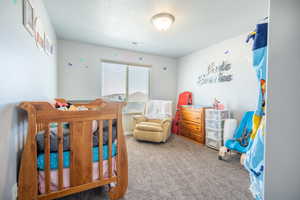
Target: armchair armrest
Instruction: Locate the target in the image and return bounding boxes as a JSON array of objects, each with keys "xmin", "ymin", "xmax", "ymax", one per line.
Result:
[
  {"xmin": 133, "ymin": 115, "xmax": 146, "ymax": 123},
  {"xmin": 160, "ymin": 118, "xmax": 171, "ymax": 125},
  {"xmin": 160, "ymin": 119, "xmax": 171, "ymax": 132},
  {"xmin": 132, "ymin": 115, "xmax": 147, "ymax": 130},
  {"xmin": 160, "ymin": 118, "xmax": 172, "ymax": 142}
]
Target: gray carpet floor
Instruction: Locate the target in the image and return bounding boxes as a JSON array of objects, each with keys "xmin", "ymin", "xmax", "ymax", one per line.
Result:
[{"xmin": 59, "ymin": 135, "xmax": 253, "ymax": 200}]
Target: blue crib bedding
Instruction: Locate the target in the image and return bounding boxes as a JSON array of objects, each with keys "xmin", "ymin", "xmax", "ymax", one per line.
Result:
[{"xmin": 37, "ymin": 143, "xmax": 117, "ymax": 170}]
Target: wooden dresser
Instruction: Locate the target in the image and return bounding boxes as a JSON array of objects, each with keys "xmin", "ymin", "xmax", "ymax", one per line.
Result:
[{"xmin": 178, "ymin": 106, "xmax": 208, "ymax": 144}]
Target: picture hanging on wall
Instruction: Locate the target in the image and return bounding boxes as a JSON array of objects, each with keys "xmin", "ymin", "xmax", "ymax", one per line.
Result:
[
  {"xmin": 44, "ymin": 33, "xmax": 51, "ymax": 55},
  {"xmin": 50, "ymin": 44, "xmax": 54, "ymax": 55},
  {"xmin": 197, "ymin": 60, "xmax": 233, "ymax": 86},
  {"xmin": 34, "ymin": 17, "xmax": 44, "ymax": 50},
  {"xmin": 23, "ymin": 0, "xmax": 35, "ymax": 36}
]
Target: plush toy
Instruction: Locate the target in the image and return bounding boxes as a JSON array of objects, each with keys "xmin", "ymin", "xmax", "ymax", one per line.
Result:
[
  {"xmin": 213, "ymin": 98, "xmax": 225, "ymax": 110},
  {"xmin": 68, "ymin": 105, "xmax": 78, "ymax": 111},
  {"xmin": 55, "ymin": 101, "xmax": 68, "ymax": 108},
  {"xmin": 54, "ymin": 100, "xmax": 89, "ymax": 111}
]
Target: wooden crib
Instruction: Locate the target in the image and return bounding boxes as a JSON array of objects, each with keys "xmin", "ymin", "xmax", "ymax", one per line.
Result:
[{"xmin": 18, "ymin": 99, "xmax": 128, "ymax": 200}]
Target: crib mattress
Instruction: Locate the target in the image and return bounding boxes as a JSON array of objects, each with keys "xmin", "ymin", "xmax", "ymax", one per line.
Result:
[
  {"xmin": 38, "ymin": 158, "xmax": 116, "ymax": 194},
  {"xmin": 36, "ymin": 120, "xmax": 117, "ymax": 153},
  {"xmin": 37, "ymin": 142, "xmax": 117, "ymax": 170}
]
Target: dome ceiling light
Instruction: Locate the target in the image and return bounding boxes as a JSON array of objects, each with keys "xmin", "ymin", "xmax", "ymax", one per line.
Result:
[{"xmin": 151, "ymin": 13, "xmax": 175, "ymax": 31}]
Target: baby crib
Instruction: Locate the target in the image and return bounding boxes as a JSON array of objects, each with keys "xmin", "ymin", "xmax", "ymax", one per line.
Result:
[{"xmin": 18, "ymin": 99, "xmax": 128, "ymax": 200}]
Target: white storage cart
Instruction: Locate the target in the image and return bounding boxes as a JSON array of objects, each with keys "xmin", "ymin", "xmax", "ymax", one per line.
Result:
[{"xmin": 205, "ymin": 109, "xmax": 231, "ymax": 150}]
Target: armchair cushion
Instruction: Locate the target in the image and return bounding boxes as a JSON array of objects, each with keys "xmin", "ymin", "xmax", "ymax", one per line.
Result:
[{"xmin": 136, "ymin": 122, "xmax": 163, "ymax": 132}]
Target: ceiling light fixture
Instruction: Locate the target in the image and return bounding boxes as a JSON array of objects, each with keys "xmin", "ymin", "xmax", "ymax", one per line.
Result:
[{"xmin": 151, "ymin": 13, "xmax": 175, "ymax": 31}]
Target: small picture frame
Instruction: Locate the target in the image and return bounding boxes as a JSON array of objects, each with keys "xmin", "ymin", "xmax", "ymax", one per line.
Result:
[
  {"xmin": 23, "ymin": 0, "xmax": 34, "ymax": 36},
  {"xmin": 50, "ymin": 44, "xmax": 54, "ymax": 55},
  {"xmin": 44, "ymin": 33, "xmax": 51, "ymax": 55},
  {"xmin": 34, "ymin": 17, "xmax": 44, "ymax": 50},
  {"xmin": 36, "ymin": 30, "xmax": 44, "ymax": 50}
]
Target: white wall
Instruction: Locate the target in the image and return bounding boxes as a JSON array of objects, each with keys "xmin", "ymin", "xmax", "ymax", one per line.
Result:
[
  {"xmin": 57, "ymin": 40, "xmax": 178, "ymax": 104},
  {"xmin": 177, "ymin": 34, "xmax": 259, "ymax": 120},
  {"xmin": 265, "ymin": 0, "xmax": 300, "ymax": 199},
  {"xmin": 0, "ymin": 0, "xmax": 57, "ymax": 199}
]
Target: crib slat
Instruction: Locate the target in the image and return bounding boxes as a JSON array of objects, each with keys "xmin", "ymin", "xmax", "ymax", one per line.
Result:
[
  {"xmin": 98, "ymin": 120, "xmax": 103, "ymax": 180},
  {"xmin": 37, "ymin": 123, "xmax": 41, "ymax": 132},
  {"xmin": 58, "ymin": 123, "xmax": 64, "ymax": 190},
  {"xmin": 38, "ymin": 123, "xmax": 44, "ymax": 132},
  {"xmin": 117, "ymin": 110, "xmax": 122, "ymax": 179},
  {"xmin": 70, "ymin": 121, "xmax": 93, "ymax": 186},
  {"xmin": 44, "ymin": 124, "xmax": 51, "ymax": 194},
  {"xmin": 108, "ymin": 120, "xmax": 113, "ymax": 178}
]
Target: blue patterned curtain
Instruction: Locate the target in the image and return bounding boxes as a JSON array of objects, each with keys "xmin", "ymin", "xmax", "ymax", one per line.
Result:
[{"xmin": 244, "ymin": 22, "xmax": 268, "ymax": 200}]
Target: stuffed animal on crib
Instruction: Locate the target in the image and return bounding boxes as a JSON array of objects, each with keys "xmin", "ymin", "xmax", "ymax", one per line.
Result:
[
  {"xmin": 55, "ymin": 101, "xmax": 70, "ymax": 108},
  {"xmin": 55, "ymin": 100, "xmax": 89, "ymax": 111}
]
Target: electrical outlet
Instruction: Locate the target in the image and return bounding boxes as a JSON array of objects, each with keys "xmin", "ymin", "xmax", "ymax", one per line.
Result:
[{"xmin": 11, "ymin": 183, "xmax": 17, "ymax": 200}]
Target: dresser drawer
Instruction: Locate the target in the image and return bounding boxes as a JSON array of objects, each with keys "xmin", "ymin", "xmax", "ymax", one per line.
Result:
[
  {"xmin": 180, "ymin": 120, "xmax": 202, "ymax": 133},
  {"xmin": 180, "ymin": 129, "xmax": 205, "ymax": 143},
  {"xmin": 181, "ymin": 110, "xmax": 202, "ymax": 123},
  {"xmin": 179, "ymin": 126, "xmax": 191, "ymax": 137},
  {"xmin": 190, "ymin": 133, "xmax": 204, "ymax": 143},
  {"xmin": 179, "ymin": 106, "xmax": 208, "ymax": 145},
  {"xmin": 179, "ymin": 124, "xmax": 205, "ymax": 143}
]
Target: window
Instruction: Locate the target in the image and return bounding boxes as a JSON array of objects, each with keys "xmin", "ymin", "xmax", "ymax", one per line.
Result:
[
  {"xmin": 102, "ymin": 62, "xmax": 127, "ymax": 101},
  {"xmin": 128, "ymin": 66, "xmax": 149, "ymax": 102},
  {"xmin": 101, "ymin": 61, "xmax": 150, "ymax": 105}
]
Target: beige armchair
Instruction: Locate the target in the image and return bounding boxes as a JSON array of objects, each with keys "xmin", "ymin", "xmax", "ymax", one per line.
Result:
[{"xmin": 133, "ymin": 100, "xmax": 172, "ymax": 143}]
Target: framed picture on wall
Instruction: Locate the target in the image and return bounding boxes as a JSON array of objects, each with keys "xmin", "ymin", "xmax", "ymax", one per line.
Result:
[
  {"xmin": 34, "ymin": 17, "xmax": 44, "ymax": 50},
  {"xmin": 50, "ymin": 44, "xmax": 54, "ymax": 55},
  {"xmin": 44, "ymin": 33, "xmax": 51, "ymax": 55},
  {"xmin": 23, "ymin": 0, "xmax": 35, "ymax": 36}
]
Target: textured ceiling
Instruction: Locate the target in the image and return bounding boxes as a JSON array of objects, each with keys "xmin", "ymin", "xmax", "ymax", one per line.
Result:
[{"xmin": 44, "ymin": 0, "xmax": 268, "ymax": 58}]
